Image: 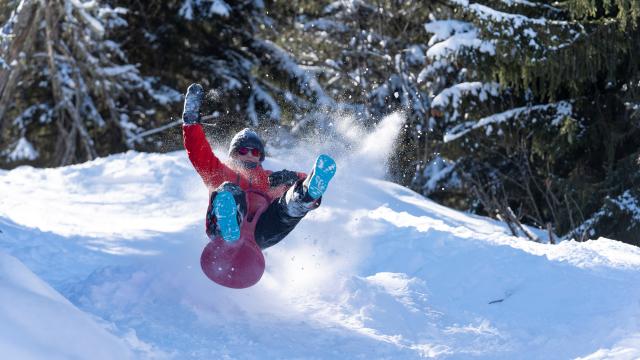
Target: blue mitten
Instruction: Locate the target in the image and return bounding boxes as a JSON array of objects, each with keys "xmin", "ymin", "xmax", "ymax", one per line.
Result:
[
  {"xmin": 182, "ymin": 83, "xmax": 204, "ymax": 124},
  {"xmin": 269, "ymin": 170, "xmax": 299, "ymax": 187}
]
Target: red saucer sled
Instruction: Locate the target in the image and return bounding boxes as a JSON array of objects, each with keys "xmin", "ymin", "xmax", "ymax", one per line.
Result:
[{"xmin": 200, "ymin": 190, "xmax": 271, "ymax": 289}]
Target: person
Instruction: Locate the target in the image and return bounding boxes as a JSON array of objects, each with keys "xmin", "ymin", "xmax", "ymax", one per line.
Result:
[{"xmin": 182, "ymin": 83, "xmax": 336, "ymax": 249}]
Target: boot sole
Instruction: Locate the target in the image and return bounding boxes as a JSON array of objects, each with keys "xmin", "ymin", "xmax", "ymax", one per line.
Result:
[
  {"xmin": 213, "ymin": 191, "xmax": 240, "ymax": 242},
  {"xmin": 307, "ymin": 154, "xmax": 337, "ymax": 199}
]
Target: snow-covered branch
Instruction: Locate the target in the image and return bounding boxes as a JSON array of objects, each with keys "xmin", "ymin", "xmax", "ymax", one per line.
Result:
[{"xmin": 444, "ymin": 101, "xmax": 572, "ymax": 142}]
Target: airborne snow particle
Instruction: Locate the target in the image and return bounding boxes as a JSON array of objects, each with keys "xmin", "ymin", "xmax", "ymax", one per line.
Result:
[{"xmin": 207, "ymin": 89, "xmax": 221, "ymax": 101}]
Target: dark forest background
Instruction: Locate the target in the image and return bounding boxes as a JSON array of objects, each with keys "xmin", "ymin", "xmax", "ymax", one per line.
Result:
[{"xmin": 1, "ymin": 0, "xmax": 639, "ymax": 245}]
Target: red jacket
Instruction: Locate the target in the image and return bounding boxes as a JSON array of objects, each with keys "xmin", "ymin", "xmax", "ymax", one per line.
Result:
[{"xmin": 183, "ymin": 124, "xmax": 305, "ymax": 202}]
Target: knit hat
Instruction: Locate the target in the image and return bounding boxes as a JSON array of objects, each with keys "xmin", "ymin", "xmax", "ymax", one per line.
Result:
[{"xmin": 228, "ymin": 128, "xmax": 265, "ymax": 162}]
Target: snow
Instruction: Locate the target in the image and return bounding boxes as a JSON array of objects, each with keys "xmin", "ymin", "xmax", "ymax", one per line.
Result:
[
  {"xmin": 12, "ymin": 104, "xmax": 52, "ymax": 127},
  {"xmin": 6, "ymin": 137, "xmax": 39, "ymax": 162},
  {"xmin": 69, "ymin": 0, "xmax": 106, "ymax": 36},
  {"xmin": 178, "ymin": 0, "xmax": 195, "ymax": 20},
  {"xmin": 301, "ymin": 18, "xmax": 348, "ymax": 33},
  {"xmin": 417, "ymin": 59, "xmax": 451, "ymax": 84},
  {"xmin": 98, "ymin": 65, "xmax": 137, "ymax": 77},
  {"xmin": 577, "ymin": 334, "xmax": 640, "ymax": 360},
  {"xmin": 179, "ymin": 0, "xmax": 231, "ymax": 19},
  {"xmin": 248, "ymin": 81, "xmax": 281, "ymax": 125},
  {"xmin": 406, "ymin": 45, "xmax": 426, "ymax": 65},
  {"xmin": 426, "ymin": 28, "xmax": 496, "ymax": 60},
  {"xmin": 610, "ymin": 191, "xmax": 640, "ymax": 224},
  {"xmin": 142, "ymin": 77, "xmax": 182, "ymax": 106},
  {"xmin": 468, "ymin": 3, "xmax": 546, "ymax": 27},
  {"xmin": 444, "ymin": 100, "xmax": 573, "ymax": 142},
  {"xmin": 1, "ymin": 0, "xmax": 27, "ymax": 43},
  {"xmin": 208, "ymin": 0, "xmax": 231, "ymax": 17},
  {"xmin": 0, "ymin": 251, "xmax": 134, "ymax": 359},
  {"xmin": 252, "ymin": 39, "xmax": 333, "ymax": 108},
  {"xmin": 424, "ymin": 20, "xmax": 474, "ymax": 47},
  {"xmin": 499, "ymin": 0, "xmax": 538, "ymax": 7},
  {"xmin": 566, "ymin": 191, "xmax": 640, "ymax": 242},
  {"xmin": 419, "ymin": 156, "xmax": 459, "ymax": 194},
  {"xmin": 431, "ymin": 82, "xmax": 500, "ymax": 109},
  {"xmin": 1, "ymin": 114, "xmax": 640, "ymax": 358},
  {"xmin": 430, "ymin": 82, "xmax": 501, "ymax": 125}
]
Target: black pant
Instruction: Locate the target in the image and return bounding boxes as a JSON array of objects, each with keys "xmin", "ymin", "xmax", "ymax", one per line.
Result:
[
  {"xmin": 254, "ymin": 193, "xmax": 304, "ymax": 249},
  {"xmin": 208, "ymin": 181, "xmax": 318, "ymax": 250}
]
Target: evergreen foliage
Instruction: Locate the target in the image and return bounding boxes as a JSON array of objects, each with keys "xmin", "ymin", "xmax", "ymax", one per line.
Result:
[
  {"xmin": 1, "ymin": 0, "xmax": 639, "ymax": 245},
  {"xmin": 265, "ymin": 0, "xmax": 437, "ymax": 181},
  {"xmin": 111, "ymin": 0, "xmax": 334, "ymax": 144},
  {"xmin": 0, "ymin": 0, "xmax": 178, "ymax": 166},
  {"xmin": 420, "ymin": 0, "xmax": 640, "ymax": 244}
]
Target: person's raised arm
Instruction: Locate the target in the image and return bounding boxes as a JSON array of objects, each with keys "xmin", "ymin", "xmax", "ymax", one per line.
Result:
[{"xmin": 182, "ymin": 84, "xmax": 225, "ymax": 189}]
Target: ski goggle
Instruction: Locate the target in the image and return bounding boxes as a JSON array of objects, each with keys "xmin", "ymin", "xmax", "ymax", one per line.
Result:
[{"xmin": 237, "ymin": 147, "xmax": 261, "ymax": 157}]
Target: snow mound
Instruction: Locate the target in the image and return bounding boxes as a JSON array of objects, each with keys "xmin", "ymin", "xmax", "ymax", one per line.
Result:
[
  {"xmin": 0, "ymin": 251, "xmax": 134, "ymax": 359},
  {"xmin": 1, "ymin": 113, "xmax": 640, "ymax": 358}
]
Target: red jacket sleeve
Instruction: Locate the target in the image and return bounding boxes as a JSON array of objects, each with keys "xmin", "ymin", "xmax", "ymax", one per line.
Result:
[{"xmin": 183, "ymin": 124, "xmax": 227, "ymax": 189}]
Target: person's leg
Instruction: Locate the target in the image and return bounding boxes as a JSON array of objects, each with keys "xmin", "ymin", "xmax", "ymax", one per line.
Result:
[
  {"xmin": 303, "ymin": 154, "xmax": 337, "ymax": 200},
  {"xmin": 254, "ymin": 154, "xmax": 336, "ymax": 249},
  {"xmin": 254, "ymin": 180, "xmax": 321, "ymax": 249},
  {"xmin": 205, "ymin": 182, "xmax": 247, "ymax": 241}
]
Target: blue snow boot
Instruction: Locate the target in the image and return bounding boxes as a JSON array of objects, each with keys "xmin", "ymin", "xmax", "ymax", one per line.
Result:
[
  {"xmin": 212, "ymin": 191, "xmax": 241, "ymax": 242},
  {"xmin": 304, "ymin": 154, "xmax": 337, "ymax": 200}
]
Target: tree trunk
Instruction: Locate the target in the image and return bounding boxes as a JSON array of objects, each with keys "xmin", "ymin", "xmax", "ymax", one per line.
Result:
[{"xmin": 0, "ymin": 1, "xmax": 41, "ymax": 133}]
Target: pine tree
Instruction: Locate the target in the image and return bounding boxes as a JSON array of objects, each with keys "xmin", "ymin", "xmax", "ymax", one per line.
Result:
[
  {"xmin": 0, "ymin": 0, "xmax": 179, "ymax": 167},
  {"xmin": 264, "ymin": 0, "xmax": 436, "ymax": 179},
  {"xmin": 114, "ymin": 0, "xmax": 334, "ymax": 145},
  {"xmin": 422, "ymin": 0, "xmax": 640, "ymax": 244}
]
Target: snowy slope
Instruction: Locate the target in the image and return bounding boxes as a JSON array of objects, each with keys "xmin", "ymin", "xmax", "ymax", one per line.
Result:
[
  {"xmin": 0, "ymin": 251, "xmax": 134, "ymax": 359},
  {"xmin": 1, "ymin": 115, "xmax": 640, "ymax": 359}
]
